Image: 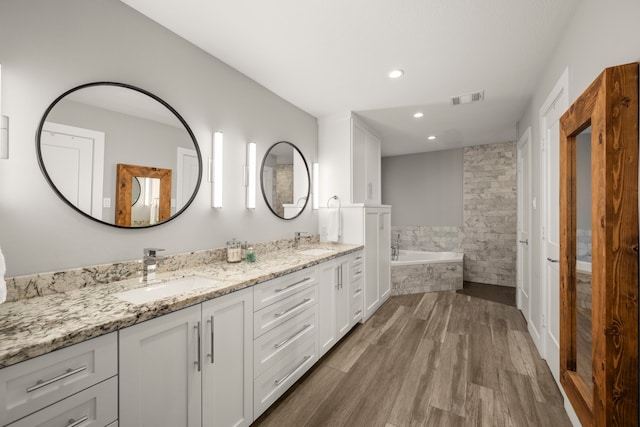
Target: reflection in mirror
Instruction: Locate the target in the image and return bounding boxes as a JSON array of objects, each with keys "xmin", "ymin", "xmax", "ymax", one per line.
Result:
[
  {"xmin": 115, "ymin": 164, "xmax": 171, "ymax": 227},
  {"xmin": 37, "ymin": 82, "xmax": 201, "ymax": 228},
  {"xmin": 132, "ymin": 177, "xmax": 141, "ymax": 206},
  {"xmin": 575, "ymin": 127, "xmax": 593, "ymax": 394},
  {"xmin": 260, "ymin": 141, "xmax": 310, "ymax": 220}
]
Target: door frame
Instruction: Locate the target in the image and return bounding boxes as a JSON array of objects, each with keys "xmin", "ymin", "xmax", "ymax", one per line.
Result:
[
  {"xmin": 538, "ymin": 67, "xmax": 569, "ymax": 362},
  {"xmin": 516, "ymin": 126, "xmax": 532, "ymax": 318},
  {"xmin": 42, "ymin": 121, "xmax": 105, "ymax": 220}
]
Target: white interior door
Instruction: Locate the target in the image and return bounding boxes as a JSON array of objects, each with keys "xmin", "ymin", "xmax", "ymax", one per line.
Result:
[
  {"xmin": 41, "ymin": 122, "xmax": 105, "ymax": 219},
  {"xmin": 517, "ymin": 127, "xmax": 532, "ymax": 321},
  {"xmin": 539, "ymin": 69, "xmax": 568, "ymax": 384},
  {"xmin": 176, "ymin": 147, "xmax": 199, "ymax": 212}
]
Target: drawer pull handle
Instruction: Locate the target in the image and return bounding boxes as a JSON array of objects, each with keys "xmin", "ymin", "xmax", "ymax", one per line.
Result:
[
  {"xmin": 354, "ymin": 270, "xmax": 362, "ymax": 275},
  {"xmin": 274, "ymin": 355, "xmax": 312, "ymax": 386},
  {"xmin": 354, "ymin": 289, "xmax": 362, "ymax": 296},
  {"xmin": 207, "ymin": 316, "xmax": 215, "ymax": 364},
  {"xmin": 275, "ymin": 324, "xmax": 312, "ymax": 349},
  {"xmin": 355, "ymin": 256, "xmax": 363, "ymax": 261},
  {"xmin": 275, "ymin": 298, "xmax": 311, "ymax": 317},
  {"xmin": 67, "ymin": 416, "xmax": 89, "ymax": 427},
  {"xmin": 27, "ymin": 366, "xmax": 87, "ymax": 393},
  {"xmin": 354, "ymin": 309, "xmax": 362, "ymax": 316},
  {"xmin": 195, "ymin": 322, "xmax": 201, "ymax": 372},
  {"xmin": 275, "ymin": 278, "xmax": 310, "ymax": 292}
]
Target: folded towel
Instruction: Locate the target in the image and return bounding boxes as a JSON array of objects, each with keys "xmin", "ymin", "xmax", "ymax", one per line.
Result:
[
  {"xmin": 0, "ymin": 245, "xmax": 6, "ymax": 304},
  {"xmin": 327, "ymin": 207, "xmax": 341, "ymax": 243}
]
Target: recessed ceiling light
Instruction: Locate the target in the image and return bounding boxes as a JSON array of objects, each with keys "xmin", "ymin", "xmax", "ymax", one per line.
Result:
[
  {"xmin": 413, "ymin": 112, "xmax": 424, "ymax": 118},
  {"xmin": 427, "ymin": 135, "xmax": 437, "ymax": 140},
  {"xmin": 388, "ymin": 69, "xmax": 404, "ymax": 79}
]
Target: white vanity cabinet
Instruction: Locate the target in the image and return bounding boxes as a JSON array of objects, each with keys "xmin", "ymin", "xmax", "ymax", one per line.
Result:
[
  {"xmin": 252, "ymin": 268, "xmax": 319, "ymax": 418},
  {"xmin": 340, "ymin": 205, "xmax": 391, "ymax": 321},
  {"xmin": 318, "ymin": 112, "xmax": 381, "ymax": 205},
  {"xmin": 318, "ymin": 252, "xmax": 364, "ymax": 358},
  {"xmin": 119, "ymin": 287, "xmax": 253, "ymax": 427},
  {"xmin": 0, "ymin": 332, "xmax": 118, "ymax": 427}
]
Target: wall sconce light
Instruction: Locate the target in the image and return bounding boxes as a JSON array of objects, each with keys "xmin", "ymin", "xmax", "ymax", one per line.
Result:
[
  {"xmin": 312, "ymin": 162, "xmax": 319, "ymax": 210},
  {"xmin": 246, "ymin": 142, "xmax": 257, "ymax": 209},
  {"xmin": 211, "ymin": 131, "xmax": 223, "ymax": 208},
  {"xmin": 0, "ymin": 64, "xmax": 8, "ymax": 160}
]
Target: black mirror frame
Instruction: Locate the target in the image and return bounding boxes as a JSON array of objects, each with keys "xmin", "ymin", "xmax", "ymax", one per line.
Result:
[
  {"xmin": 36, "ymin": 81, "xmax": 202, "ymax": 229},
  {"xmin": 260, "ymin": 141, "xmax": 310, "ymax": 220}
]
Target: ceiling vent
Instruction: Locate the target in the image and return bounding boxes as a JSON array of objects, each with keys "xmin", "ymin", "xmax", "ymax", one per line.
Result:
[{"xmin": 450, "ymin": 90, "xmax": 485, "ymax": 106}]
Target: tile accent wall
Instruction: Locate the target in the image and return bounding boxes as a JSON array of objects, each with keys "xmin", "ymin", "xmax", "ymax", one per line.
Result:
[
  {"xmin": 462, "ymin": 141, "xmax": 517, "ymax": 287},
  {"xmin": 391, "ymin": 141, "xmax": 517, "ymax": 287}
]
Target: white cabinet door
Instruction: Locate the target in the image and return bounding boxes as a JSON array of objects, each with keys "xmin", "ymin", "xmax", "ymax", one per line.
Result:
[
  {"xmin": 318, "ymin": 260, "xmax": 338, "ymax": 357},
  {"xmin": 365, "ymin": 131, "xmax": 381, "ymax": 204},
  {"xmin": 364, "ymin": 211, "xmax": 381, "ymax": 317},
  {"xmin": 352, "ymin": 121, "xmax": 367, "ymax": 203},
  {"xmin": 202, "ymin": 288, "xmax": 253, "ymax": 427},
  {"xmin": 119, "ymin": 305, "xmax": 202, "ymax": 427},
  {"xmin": 378, "ymin": 211, "xmax": 391, "ymax": 301},
  {"xmin": 335, "ymin": 256, "xmax": 352, "ymax": 340}
]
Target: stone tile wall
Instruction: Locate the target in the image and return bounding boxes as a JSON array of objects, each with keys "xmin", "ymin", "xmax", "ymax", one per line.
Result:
[
  {"xmin": 391, "ymin": 141, "xmax": 517, "ymax": 287},
  {"xmin": 391, "ymin": 261, "xmax": 463, "ymax": 295},
  {"xmin": 463, "ymin": 141, "xmax": 517, "ymax": 287}
]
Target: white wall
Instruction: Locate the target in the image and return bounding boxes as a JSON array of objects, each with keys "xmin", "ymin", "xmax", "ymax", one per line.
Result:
[
  {"xmin": 0, "ymin": 0, "xmax": 318, "ymax": 277},
  {"xmin": 516, "ymin": 0, "xmax": 640, "ymax": 423}
]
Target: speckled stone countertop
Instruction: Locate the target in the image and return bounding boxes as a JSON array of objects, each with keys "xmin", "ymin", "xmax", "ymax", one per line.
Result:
[{"xmin": 0, "ymin": 243, "xmax": 362, "ymax": 368}]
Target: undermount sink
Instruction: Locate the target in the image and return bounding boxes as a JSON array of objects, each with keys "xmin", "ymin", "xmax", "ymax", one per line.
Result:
[
  {"xmin": 115, "ymin": 276, "xmax": 219, "ymax": 305},
  {"xmin": 297, "ymin": 248, "xmax": 335, "ymax": 256}
]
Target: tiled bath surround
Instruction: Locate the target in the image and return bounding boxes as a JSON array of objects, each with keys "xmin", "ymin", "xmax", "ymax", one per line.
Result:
[
  {"xmin": 391, "ymin": 261, "xmax": 463, "ymax": 295},
  {"xmin": 391, "ymin": 141, "xmax": 517, "ymax": 288},
  {"xmin": 4, "ymin": 236, "xmax": 319, "ymax": 303}
]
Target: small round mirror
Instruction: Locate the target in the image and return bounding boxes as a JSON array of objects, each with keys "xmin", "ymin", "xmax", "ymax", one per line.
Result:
[
  {"xmin": 36, "ymin": 82, "xmax": 202, "ymax": 228},
  {"xmin": 260, "ymin": 141, "xmax": 310, "ymax": 220}
]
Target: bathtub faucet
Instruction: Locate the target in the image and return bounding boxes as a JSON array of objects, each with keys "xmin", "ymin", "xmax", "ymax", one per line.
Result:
[{"xmin": 391, "ymin": 245, "xmax": 399, "ymax": 261}]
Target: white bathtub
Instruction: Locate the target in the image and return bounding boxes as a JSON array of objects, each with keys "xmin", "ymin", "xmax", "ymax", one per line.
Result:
[
  {"xmin": 391, "ymin": 250, "xmax": 463, "ymax": 266},
  {"xmin": 576, "ymin": 260, "xmax": 592, "ymax": 274}
]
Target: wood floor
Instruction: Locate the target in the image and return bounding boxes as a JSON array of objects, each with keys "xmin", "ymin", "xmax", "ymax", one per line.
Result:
[{"xmin": 252, "ymin": 291, "xmax": 572, "ymax": 427}]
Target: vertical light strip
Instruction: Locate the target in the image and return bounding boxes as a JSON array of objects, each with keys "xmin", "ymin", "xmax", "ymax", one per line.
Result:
[
  {"xmin": 212, "ymin": 131, "xmax": 223, "ymax": 208},
  {"xmin": 312, "ymin": 162, "xmax": 319, "ymax": 210},
  {"xmin": 246, "ymin": 142, "xmax": 257, "ymax": 209}
]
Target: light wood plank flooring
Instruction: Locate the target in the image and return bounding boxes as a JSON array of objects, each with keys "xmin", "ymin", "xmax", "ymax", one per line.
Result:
[{"xmin": 252, "ymin": 291, "xmax": 572, "ymax": 427}]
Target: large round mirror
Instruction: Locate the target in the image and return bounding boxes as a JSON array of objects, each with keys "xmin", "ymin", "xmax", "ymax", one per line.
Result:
[
  {"xmin": 36, "ymin": 82, "xmax": 202, "ymax": 228},
  {"xmin": 260, "ymin": 141, "xmax": 310, "ymax": 220}
]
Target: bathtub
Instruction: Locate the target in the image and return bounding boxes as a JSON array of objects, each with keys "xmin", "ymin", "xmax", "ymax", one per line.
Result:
[{"xmin": 391, "ymin": 250, "xmax": 464, "ymax": 295}]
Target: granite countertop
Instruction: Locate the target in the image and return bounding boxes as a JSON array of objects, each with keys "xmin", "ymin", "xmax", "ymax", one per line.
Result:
[{"xmin": 0, "ymin": 243, "xmax": 362, "ymax": 368}]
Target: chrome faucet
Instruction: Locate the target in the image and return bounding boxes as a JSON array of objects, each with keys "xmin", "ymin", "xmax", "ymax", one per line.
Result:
[
  {"xmin": 391, "ymin": 233, "xmax": 401, "ymax": 261},
  {"xmin": 142, "ymin": 248, "xmax": 165, "ymax": 284},
  {"xmin": 294, "ymin": 231, "xmax": 312, "ymax": 248}
]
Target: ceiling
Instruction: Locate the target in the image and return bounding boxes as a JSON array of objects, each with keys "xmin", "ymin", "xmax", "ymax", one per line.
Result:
[{"xmin": 120, "ymin": 0, "xmax": 579, "ymax": 157}]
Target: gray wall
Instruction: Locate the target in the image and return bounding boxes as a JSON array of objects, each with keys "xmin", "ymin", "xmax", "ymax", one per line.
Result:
[
  {"xmin": 382, "ymin": 149, "xmax": 463, "ymax": 226},
  {"xmin": 0, "ymin": 0, "xmax": 318, "ymax": 277}
]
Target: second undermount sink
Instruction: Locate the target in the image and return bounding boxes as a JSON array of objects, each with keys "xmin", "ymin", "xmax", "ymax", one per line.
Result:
[
  {"xmin": 115, "ymin": 276, "xmax": 220, "ymax": 305},
  {"xmin": 297, "ymin": 248, "xmax": 336, "ymax": 256}
]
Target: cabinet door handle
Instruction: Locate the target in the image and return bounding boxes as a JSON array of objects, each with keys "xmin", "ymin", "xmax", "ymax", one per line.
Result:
[
  {"xmin": 546, "ymin": 257, "xmax": 559, "ymax": 263},
  {"xmin": 335, "ymin": 267, "xmax": 340, "ymax": 289},
  {"xmin": 26, "ymin": 366, "xmax": 87, "ymax": 393},
  {"xmin": 274, "ymin": 355, "xmax": 312, "ymax": 386},
  {"xmin": 274, "ymin": 324, "xmax": 312, "ymax": 349},
  {"xmin": 519, "ymin": 239, "xmax": 529, "ymax": 245},
  {"xmin": 275, "ymin": 278, "xmax": 310, "ymax": 292},
  {"xmin": 207, "ymin": 316, "xmax": 215, "ymax": 364},
  {"xmin": 67, "ymin": 416, "xmax": 89, "ymax": 427},
  {"xmin": 339, "ymin": 265, "xmax": 343, "ymax": 289},
  {"xmin": 194, "ymin": 322, "xmax": 201, "ymax": 372},
  {"xmin": 275, "ymin": 298, "xmax": 311, "ymax": 317}
]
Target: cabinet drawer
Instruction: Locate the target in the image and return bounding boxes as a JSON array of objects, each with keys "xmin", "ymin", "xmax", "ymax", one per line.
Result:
[
  {"xmin": 351, "ymin": 254, "xmax": 364, "ymax": 281},
  {"xmin": 254, "ymin": 286, "xmax": 317, "ymax": 338},
  {"xmin": 254, "ymin": 305, "xmax": 317, "ymax": 378},
  {"xmin": 254, "ymin": 336, "xmax": 317, "ymax": 418},
  {"xmin": 254, "ymin": 268, "xmax": 317, "ymax": 311},
  {"xmin": 7, "ymin": 376, "xmax": 117, "ymax": 427},
  {"xmin": 0, "ymin": 333, "xmax": 117, "ymax": 426}
]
